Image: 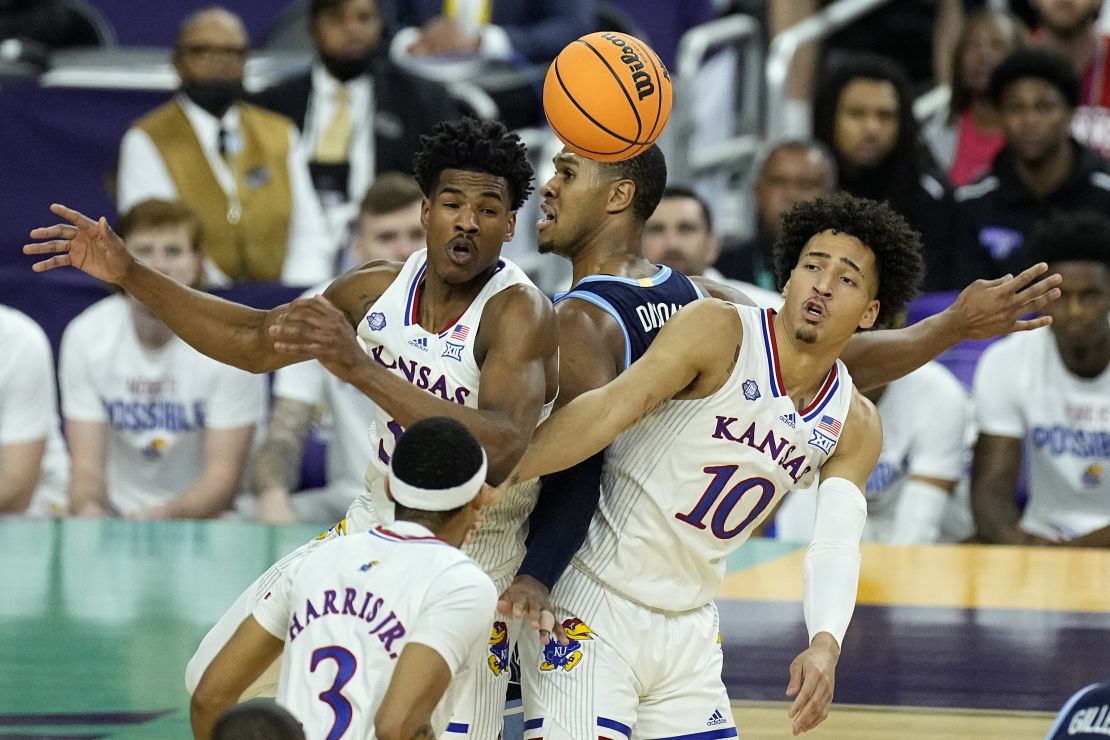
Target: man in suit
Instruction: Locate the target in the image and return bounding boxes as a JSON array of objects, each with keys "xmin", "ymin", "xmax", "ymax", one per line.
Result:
[
  {"xmin": 252, "ymin": 0, "xmax": 457, "ymax": 245},
  {"xmin": 118, "ymin": 7, "xmax": 334, "ymax": 286}
]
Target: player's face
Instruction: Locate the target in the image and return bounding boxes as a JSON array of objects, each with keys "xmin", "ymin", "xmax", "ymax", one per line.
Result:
[
  {"xmin": 781, "ymin": 230, "xmax": 879, "ymax": 346},
  {"xmin": 999, "ymin": 78, "xmax": 1074, "ymax": 165},
  {"xmin": 1044, "ymin": 261, "xmax": 1110, "ymax": 351},
  {"xmin": 421, "ymin": 168, "xmax": 515, "ymax": 285},
  {"xmin": 833, "ymin": 78, "xmax": 900, "ymax": 169},
  {"xmin": 353, "ymin": 201, "xmax": 425, "ymax": 263},
  {"xmin": 312, "ymin": 0, "xmax": 382, "ymax": 58},
  {"xmin": 1034, "ymin": 0, "xmax": 1102, "ymax": 37},
  {"xmin": 755, "ymin": 148, "xmax": 833, "ymax": 238},
  {"xmin": 536, "ymin": 151, "xmax": 610, "ymax": 257},
  {"xmin": 126, "ymin": 225, "xmax": 204, "ymax": 288},
  {"xmin": 173, "ymin": 13, "xmax": 248, "ymax": 84},
  {"xmin": 642, "ymin": 196, "xmax": 717, "ymax": 275}
]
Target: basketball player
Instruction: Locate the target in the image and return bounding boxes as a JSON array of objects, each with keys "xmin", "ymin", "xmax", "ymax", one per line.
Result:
[
  {"xmin": 25, "ymin": 118, "xmax": 558, "ymax": 739},
  {"xmin": 211, "ymin": 701, "xmax": 306, "ymax": 740},
  {"xmin": 191, "ymin": 417, "xmax": 498, "ymax": 740},
  {"xmin": 507, "ymin": 194, "xmax": 924, "ymax": 738},
  {"xmin": 501, "ymin": 145, "xmax": 1064, "ymax": 636}
]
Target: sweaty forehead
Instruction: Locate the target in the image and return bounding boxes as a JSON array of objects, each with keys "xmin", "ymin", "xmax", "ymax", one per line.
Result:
[
  {"xmin": 435, "ymin": 169, "xmax": 510, "ymax": 200},
  {"xmin": 803, "ymin": 230, "xmax": 877, "ymax": 271}
]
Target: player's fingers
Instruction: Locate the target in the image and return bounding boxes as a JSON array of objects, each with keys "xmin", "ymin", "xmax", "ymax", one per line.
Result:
[
  {"xmin": 787, "ymin": 672, "xmax": 814, "ymax": 717},
  {"xmin": 1007, "ymin": 262, "xmax": 1048, "ymax": 292},
  {"xmin": 1011, "ymin": 316, "xmax": 1053, "ymax": 332},
  {"xmin": 1016, "ymin": 286, "xmax": 1061, "ymax": 314},
  {"xmin": 793, "ymin": 688, "xmax": 832, "ymax": 735},
  {"xmin": 28, "ymin": 224, "xmax": 77, "ymax": 240},
  {"xmin": 31, "ymin": 254, "xmax": 72, "ymax": 272},
  {"xmin": 50, "ymin": 202, "xmax": 98, "ymax": 228},
  {"xmin": 785, "ymin": 659, "xmax": 803, "ymax": 698},
  {"xmin": 496, "ymin": 596, "xmax": 515, "ymax": 617},
  {"xmin": 23, "ymin": 239, "xmax": 71, "ymax": 255}
]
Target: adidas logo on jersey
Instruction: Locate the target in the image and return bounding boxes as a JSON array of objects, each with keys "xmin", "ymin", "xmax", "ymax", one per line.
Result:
[
  {"xmin": 408, "ymin": 337, "xmax": 428, "ymax": 351},
  {"xmin": 707, "ymin": 709, "xmax": 728, "ymax": 727},
  {"xmin": 780, "ymin": 412, "xmax": 796, "ymax": 428}
]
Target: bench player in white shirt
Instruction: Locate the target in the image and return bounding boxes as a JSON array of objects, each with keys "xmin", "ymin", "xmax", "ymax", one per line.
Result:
[
  {"xmin": 25, "ymin": 118, "xmax": 559, "ymax": 739},
  {"xmin": 192, "ymin": 417, "xmax": 498, "ymax": 740},
  {"xmin": 506, "ymin": 194, "xmax": 927, "ymax": 738},
  {"xmin": 972, "ymin": 210, "xmax": 1110, "ymax": 547}
]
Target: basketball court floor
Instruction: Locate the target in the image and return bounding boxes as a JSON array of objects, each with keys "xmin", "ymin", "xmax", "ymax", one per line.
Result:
[{"xmin": 1, "ymin": 518, "xmax": 1105, "ymax": 739}]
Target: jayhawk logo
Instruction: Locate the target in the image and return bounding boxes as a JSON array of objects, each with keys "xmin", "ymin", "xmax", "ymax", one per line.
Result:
[
  {"xmin": 1083, "ymin": 464, "xmax": 1103, "ymax": 487},
  {"xmin": 487, "ymin": 621, "xmax": 510, "ymax": 675},
  {"xmin": 313, "ymin": 518, "xmax": 347, "ymax": 541},
  {"xmin": 540, "ymin": 618, "xmax": 595, "ymax": 672},
  {"xmin": 141, "ymin": 438, "xmax": 167, "ymax": 460}
]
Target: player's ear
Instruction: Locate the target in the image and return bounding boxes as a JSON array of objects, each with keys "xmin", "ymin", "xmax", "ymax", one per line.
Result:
[
  {"xmin": 606, "ymin": 179, "xmax": 636, "ymax": 216},
  {"xmin": 503, "ymin": 211, "xmax": 516, "ymax": 244},
  {"xmin": 858, "ymin": 299, "xmax": 880, "ymax": 330},
  {"xmin": 419, "ymin": 197, "xmax": 430, "ymax": 228}
]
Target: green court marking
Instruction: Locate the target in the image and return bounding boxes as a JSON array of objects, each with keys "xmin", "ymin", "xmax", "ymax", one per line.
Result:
[{"xmin": 725, "ymin": 538, "xmax": 804, "ymax": 574}]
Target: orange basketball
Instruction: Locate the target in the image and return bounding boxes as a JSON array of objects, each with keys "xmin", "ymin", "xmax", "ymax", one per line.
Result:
[{"xmin": 543, "ymin": 31, "xmax": 672, "ymax": 162}]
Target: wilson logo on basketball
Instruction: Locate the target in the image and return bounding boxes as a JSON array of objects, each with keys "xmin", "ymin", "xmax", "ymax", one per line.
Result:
[{"xmin": 599, "ymin": 32, "xmax": 660, "ymax": 101}]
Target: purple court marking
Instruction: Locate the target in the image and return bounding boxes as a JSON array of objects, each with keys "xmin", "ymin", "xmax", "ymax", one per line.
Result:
[{"xmin": 0, "ymin": 710, "xmax": 171, "ymax": 726}]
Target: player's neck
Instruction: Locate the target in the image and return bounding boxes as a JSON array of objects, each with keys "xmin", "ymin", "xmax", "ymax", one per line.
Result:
[
  {"xmin": 418, "ymin": 267, "xmax": 495, "ymax": 333},
  {"xmin": 570, "ymin": 231, "xmax": 657, "ymax": 286},
  {"xmin": 770, "ymin": 313, "xmax": 849, "ymax": 407}
]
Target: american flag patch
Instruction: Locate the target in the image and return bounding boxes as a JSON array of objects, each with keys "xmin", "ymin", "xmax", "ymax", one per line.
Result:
[
  {"xmin": 818, "ymin": 415, "xmax": 842, "ymax": 437},
  {"xmin": 450, "ymin": 324, "xmax": 470, "ymax": 341}
]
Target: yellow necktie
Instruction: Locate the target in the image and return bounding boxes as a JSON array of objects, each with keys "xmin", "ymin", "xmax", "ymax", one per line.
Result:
[{"xmin": 315, "ymin": 87, "xmax": 351, "ymax": 163}]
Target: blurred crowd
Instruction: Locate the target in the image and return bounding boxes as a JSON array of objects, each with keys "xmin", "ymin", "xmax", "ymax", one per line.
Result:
[{"xmin": 1, "ymin": 0, "xmax": 1108, "ymax": 549}]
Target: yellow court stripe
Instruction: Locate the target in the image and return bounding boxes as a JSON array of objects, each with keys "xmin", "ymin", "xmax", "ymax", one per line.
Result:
[{"xmin": 719, "ymin": 543, "xmax": 1110, "ymax": 611}]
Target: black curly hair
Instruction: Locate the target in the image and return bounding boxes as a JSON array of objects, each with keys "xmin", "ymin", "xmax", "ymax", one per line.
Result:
[
  {"xmin": 773, "ymin": 193, "xmax": 925, "ymax": 329},
  {"xmin": 412, "ymin": 118, "xmax": 534, "ymax": 211},
  {"xmin": 1026, "ymin": 210, "xmax": 1110, "ymax": 270},
  {"xmin": 989, "ymin": 47, "xmax": 1081, "ymax": 108}
]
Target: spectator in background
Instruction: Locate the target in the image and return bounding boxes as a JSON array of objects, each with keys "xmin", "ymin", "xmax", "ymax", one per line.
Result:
[
  {"xmin": 59, "ymin": 199, "xmax": 267, "ymax": 520},
  {"xmin": 971, "ymin": 211, "xmax": 1110, "ymax": 547},
  {"xmin": 118, "ymin": 7, "xmax": 333, "ymax": 286},
  {"xmin": 601, "ymin": 0, "xmax": 717, "ymax": 70},
  {"xmin": 953, "ymin": 48, "xmax": 1110, "ymax": 286},
  {"xmin": 0, "ymin": 305, "xmax": 68, "ymax": 515},
  {"xmin": 249, "ymin": 174, "xmax": 425, "ymax": 524},
  {"xmin": 251, "ymin": 0, "xmax": 456, "ymax": 247},
  {"xmin": 813, "ymin": 54, "xmax": 953, "ymax": 290},
  {"xmin": 1030, "ymin": 0, "xmax": 1110, "ymax": 157},
  {"xmin": 389, "ymin": 0, "xmax": 593, "ymax": 67},
  {"xmin": 923, "ymin": 9, "xmax": 1028, "ymax": 187},
  {"xmin": 714, "ymin": 139, "xmax": 836, "ymax": 292},
  {"xmin": 642, "ymin": 185, "xmax": 783, "ymax": 308}
]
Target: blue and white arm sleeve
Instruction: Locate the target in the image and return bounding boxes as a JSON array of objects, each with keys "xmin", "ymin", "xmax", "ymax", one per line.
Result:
[{"xmin": 803, "ymin": 476, "xmax": 868, "ymax": 648}]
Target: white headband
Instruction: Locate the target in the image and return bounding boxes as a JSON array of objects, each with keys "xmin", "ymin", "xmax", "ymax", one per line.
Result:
[{"xmin": 389, "ymin": 450, "xmax": 488, "ymax": 511}]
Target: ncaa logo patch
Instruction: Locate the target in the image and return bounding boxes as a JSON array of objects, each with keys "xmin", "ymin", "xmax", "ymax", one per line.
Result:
[
  {"xmin": 540, "ymin": 618, "xmax": 594, "ymax": 672},
  {"xmin": 367, "ymin": 312, "xmax": 387, "ymax": 331},
  {"xmin": 743, "ymin": 379, "xmax": 761, "ymax": 401},
  {"xmin": 487, "ymin": 621, "xmax": 510, "ymax": 676}
]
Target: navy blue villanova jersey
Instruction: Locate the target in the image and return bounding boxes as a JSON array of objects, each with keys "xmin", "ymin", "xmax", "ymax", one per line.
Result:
[{"xmin": 553, "ymin": 265, "xmax": 704, "ymax": 369}]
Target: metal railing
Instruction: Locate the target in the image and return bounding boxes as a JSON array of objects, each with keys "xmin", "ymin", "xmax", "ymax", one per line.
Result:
[{"xmin": 668, "ymin": 13, "xmax": 764, "ymax": 184}]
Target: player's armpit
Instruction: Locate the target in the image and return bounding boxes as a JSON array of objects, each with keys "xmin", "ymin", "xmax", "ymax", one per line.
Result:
[
  {"xmin": 190, "ymin": 616, "xmax": 283, "ymax": 740},
  {"xmin": 375, "ymin": 643, "xmax": 452, "ymax": 740}
]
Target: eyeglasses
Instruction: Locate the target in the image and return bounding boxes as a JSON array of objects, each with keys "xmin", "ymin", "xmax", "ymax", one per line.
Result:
[{"xmin": 178, "ymin": 44, "xmax": 248, "ymax": 60}]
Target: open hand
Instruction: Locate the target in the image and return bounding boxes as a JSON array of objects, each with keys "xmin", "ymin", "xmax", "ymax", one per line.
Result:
[
  {"xmin": 24, "ymin": 203, "xmax": 135, "ymax": 283},
  {"xmin": 949, "ymin": 263, "xmax": 1062, "ymax": 340},
  {"xmin": 269, "ymin": 296, "xmax": 365, "ymax": 381},
  {"xmin": 497, "ymin": 575, "xmax": 568, "ymax": 646},
  {"xmin": 785, "ymin": 633, "xmax": 840, "ymax": 735}
]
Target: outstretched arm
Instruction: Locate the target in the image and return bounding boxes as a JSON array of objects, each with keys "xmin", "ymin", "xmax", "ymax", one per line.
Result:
[
  {"xmin": 787, "ymin": 389, "xmax": 882, "ymax": 736},
  {"xmin": 509, "ymin": 299, "xmax": 740, "ymax": 484},
  {"xmin": 840, "ymin": 265, "xmax": 1061, "ymax": 391}
]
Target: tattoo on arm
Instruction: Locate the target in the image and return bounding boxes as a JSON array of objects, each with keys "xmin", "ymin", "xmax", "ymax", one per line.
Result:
[{"xmin": 250, "ymin": 398, "xmax": 315, "ymax": 495}]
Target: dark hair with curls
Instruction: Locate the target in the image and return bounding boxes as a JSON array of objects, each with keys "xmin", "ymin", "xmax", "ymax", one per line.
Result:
[
  {"xmin": 773, "ymin": 193, "xmax": 925, "ymax": 329},
  {"xmin": 1026, "ymin": 210, "xmax": 1110, "ymax": 271},
  {"xmin": 988, "ymin": 47, "xmax": 1081, "ymax": 108},
  {"xmin": 412, "ymin": 118, "xmax": 534, "ymax": 211},
  {"xmin": 600, "ymin": 144, "xmax": 667, "ymax": 224}
]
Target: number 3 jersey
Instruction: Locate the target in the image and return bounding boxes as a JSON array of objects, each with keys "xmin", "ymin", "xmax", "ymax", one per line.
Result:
[
  {"xmin": 253, "ymin": 521, "xmax": 497, "ymax": 739},
  {"xmin": 354, "ymin": 249, "xmax": 554, "ymax": 583},
  {"xmin": 574, "ymin": 304, "xmax": 854, "ymax": 612}
]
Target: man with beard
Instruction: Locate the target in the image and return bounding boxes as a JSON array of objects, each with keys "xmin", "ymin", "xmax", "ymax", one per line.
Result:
[
  {"xmin": 252, "ymin": 0, "xmax": 456, "ymax": 244},
  {"xmin": 117, "ymin": 8, "xmax": 332, "ymax": 285},
  {"xmin": 953, "ymin": 47, "xmax": 1110, "ymax": 285},
  {"xmin": 1031, "ymin": 0, "xmax": 1110, "ymax": 157}
]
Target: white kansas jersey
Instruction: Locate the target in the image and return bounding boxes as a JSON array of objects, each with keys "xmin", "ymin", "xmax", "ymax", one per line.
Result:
[
  {"xmin": 974, "ymin": 326, "xmax": 1110, "ymax": 540},
  {"xmin": 253, "ymin": 521, "xmax": 497, "ymax": 740},
  {"xmin": 575, "ymin": 305, "xmax": 853, "ymax": 612},
  {"xmin": 355, "ymin": 250, "xmax": 554, "ymax": 581}
]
